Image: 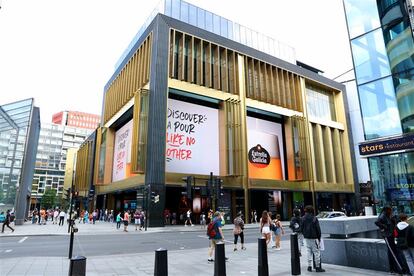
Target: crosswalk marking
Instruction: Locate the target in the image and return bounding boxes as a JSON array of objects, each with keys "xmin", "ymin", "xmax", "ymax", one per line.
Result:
[{"xmin": 18, "ymin": 236, "xmax": 28, "ymax": 243}]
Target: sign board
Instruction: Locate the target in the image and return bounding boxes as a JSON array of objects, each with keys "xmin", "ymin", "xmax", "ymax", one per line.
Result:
[
  {"xmin": 359, "ymin": 134, "xmax": 414, "ymax": 157},
  {"xmin": 166, "ymin": 99, "xmax": 219, "ymax": 175},
  {"xmin": 112, "ymin": 119, "xmax": 134, "ymax": 182}
]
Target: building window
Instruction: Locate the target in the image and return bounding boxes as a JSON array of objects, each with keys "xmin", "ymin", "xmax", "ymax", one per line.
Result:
[{"xmin": 306, "ymin": 85, "xmax": 336, "ymax": 121}]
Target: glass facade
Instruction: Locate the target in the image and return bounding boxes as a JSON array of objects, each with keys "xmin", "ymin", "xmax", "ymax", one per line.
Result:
[
  {"xmin": 0, "ymin": 99, "xmax": 40, "ymax": 222},
  {"xmin": 31, "ymin": 123, "xmax": 93, "ymax": 202},
  {"xmin": 306, "ymin": 85, "xmax": 336, "ymax": 121},
  {"xmin": 344, "ymin": 0, "xmax": 414, "ymax": 214},
  {"xmin": 115, "ymin": 0, "xmax": 296, "ymax": 70}
]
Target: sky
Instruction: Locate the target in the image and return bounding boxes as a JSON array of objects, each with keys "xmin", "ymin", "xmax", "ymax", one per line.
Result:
[{"xmin": 0, "ymin": 0, "xmax": 353, "ymax": 123}]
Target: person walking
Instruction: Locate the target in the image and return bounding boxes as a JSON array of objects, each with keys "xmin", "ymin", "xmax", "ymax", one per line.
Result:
[
  {"xmin": 260, "ymin": 210, "xmax": 271, "ymax": 246},
  {"xmin": 395, "ymin": 213, "xmax": 414, "ymax": 275},
  {"xmin": 185, "ymin": 209, "xmax": 193, "ymax": 227},
  {"xmin": 273, "ymin": 214, "xmax": 284, "ymax": 250},
  {"xmin": 92, "ymin": 210, "xmax": 97, "ymax": 224},
  {"xmin": 134, "ymin": 210, "xmax": 141, "ymax": 231},
  {"xmin": 375, "ymin": 206, "xmax": 402, "ymax": 274},
  {"xmin": 301, "ymin": 205, "xmax": 325, "ymax": 273},
  {"xmin": 123, "ymin": 211, "xmax": 129, "ymax": 232},
  {"xmin": 53, "ymin": 209, "xmax": 59, "ymax": 224},
  {"xmin": 116, "ymin": 212, "xmax": 122, "ymax": 229},
  {"xmin": 58, "ymin": 210, "xmax": 66, "ymax": 226},
  {"xmin": 200, "ymin": 213, "xmax": 206, "ymax": 229},
  {"xmin": 83, "ymin": 210, "xmax": 89, "ymax": 224},
  {"xmin": 207, "ymin": 211, "xmax": 226, "ymax": 263},
  {"xmin": 290, "ymin": 208, "xmax": 303, "ymax": 256},
  {"xmin": 233, "ymin": 212, "xmax": 246, "ymax": 251},
  {"xmin": 1, "ymin": 210, "xmax": 15, "ymax": 233}
]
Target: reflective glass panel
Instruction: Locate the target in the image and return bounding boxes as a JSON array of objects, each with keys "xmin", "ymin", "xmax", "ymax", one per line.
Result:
[
  {"xmin": 205, "ymin": 11, "xmax": 213, "ymax": 32},
  {"xmin": 171, "ymin": 0, "xmax": 180, "ymax": 19},
  {"xmin": 180, "ymin": 1, "xmax": 189, "ymax": 23},
  {"xmin": 220, "ymin": 17, "xmax": 228, "ymax": 38},
  {"xmin": 197, "ymin": 8, "xmax": 205, "ymax": 29},
  {"xmin": 189, "ymin": 4, "xmax": 197, "ymax": 26},
  {"xmin": 358, "ymin": 76, "xmax": 402, "ymax": 139},
  {"xmin": 351, "ymin": 29, "xmax": 391, "ymax": 85},
  {"xmin": 344, "ymin": 0, "xmax": 381, "ymax": 39},
  {"xmin": 213, "ymin": 14, "xmax": 220, "ymax": 35},
  {"xmin": 369, "ymin": 152, "xmax": 414, "ymax": 215}
]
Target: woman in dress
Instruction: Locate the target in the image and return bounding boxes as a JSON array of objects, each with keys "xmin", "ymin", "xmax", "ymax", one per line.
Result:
[{"xmin": 260, "ymin": 210, "xmax": 271, "ymax": 246}]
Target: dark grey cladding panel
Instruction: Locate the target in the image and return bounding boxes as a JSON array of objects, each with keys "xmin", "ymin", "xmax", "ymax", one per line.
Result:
[
  {"xmin": 160, "ymin": 14, "xmax": 345, "ymax": 92},
  {"xmin": 146, "ymin": 15, "xmax": 169, "ymax": 185}
]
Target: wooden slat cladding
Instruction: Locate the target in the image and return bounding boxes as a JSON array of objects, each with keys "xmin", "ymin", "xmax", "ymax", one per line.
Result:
[
  {"xmin": 103, "ymin": 33, "xmax": 152, "ymax": 124},
  {"xmin": 75, "ymin": 140, "xmax": 93, "ymax": 193},
  {"xmin": 243, "ymin": 57, "xmax": 302, "ymax": 112},
  {"xmin": 225, "ymin": 99, "xmax": 243, "ymax": 176},
  {"xmin": 169, "ymin": 30, "xmax": 239, "ymax": 95}
]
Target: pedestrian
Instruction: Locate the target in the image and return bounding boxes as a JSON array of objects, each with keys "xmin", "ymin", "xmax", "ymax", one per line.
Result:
[
  {"xmin": 301, "ymin": 205, "xmax": 325, "ymax": 272},
  {"xmin": 40, "ymin": 208, "xmax": 46, "ymax": 225},
  {"xmin": 172, "ymin": 212, "xmax": 177, "ymax": 225},
  {"xmin": 59, "ymin": 209, "xmax": 66, "ymax": 226},
  {"xmin": 116, "ymin": 212, "xmax": 122, "ymax": 229},
  {"xmin": 289, "ymin": 208, "xmax": 303, "ymax": 256},
  {"xmin": 200, "ymin": 213, "xmax": 206, "ymax": 229},
  {"xmin": 221, "ymin": 212, "xmax": 226, "ymax": 226},
  {"xmin": 83, "ymin": 210, "xmax": 89, "ymax": 224},
  {"xmin": 233, "ymin": 211, "xmax": 246, "ymax": 251},
  {"xmin": 185, "ymin": 209, "xmax": 193, "ymax": 226},
  {"xmin": 253, "ymin": 210, "xmax": 258, "ymax": 223},
  {"xmin": 273, "ymin": 214, "xmax": 284, "ymax": 250},
  {"xmin": 134, "ymin": 210, "xmax": 141, "ymax": 231},
  {"xmin": 207, "ymin": 211, "xmax": 226, "ymax": 263},
  {"xmin": 53, "ymin": 209, "xmax": 59, "ymax": 224},
  {"xmin": 260, "ymin": 210, "xmax": 271, "ymax": 246},
  {"xmin": 92, "ymin": 210, "xmax": 97, "ymax": 224},
  {"xmin": 140, "ymin": 211, "xmax": 145, "ymax": 230},
  {"xmin": 123, "ymin": 210, "xmax": 130, "ymax": 232},
  {"xmin": 1, "ymin": 210, "xmax": 15, "ymax": 233},
  {"xmin": 395, "ymin": 213, "xmax": 414, "ymax": 275},
  {"xmin": 32, "ymin": 209, "xmax": 38, "ymax": 224},
  {"xmin": 375, "ymin": 206, "xmax": 402, "ymax": 274}
]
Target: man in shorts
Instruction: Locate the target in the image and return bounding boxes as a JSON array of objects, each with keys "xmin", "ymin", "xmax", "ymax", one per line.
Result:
[{"xmin": 123, "ymin": 211, "xmax": 130, "ymax": 232}]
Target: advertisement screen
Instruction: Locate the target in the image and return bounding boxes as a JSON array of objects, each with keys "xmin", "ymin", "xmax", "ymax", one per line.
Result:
[
  {"xmin": 166, "ymin": 99, "xmax": 219, "ymax": 175},
  {"xmin": 247, "ymin": 116, "xmax": 285, "ymax": 180},
  {"xmin": 112, "ymin": 119, "xmax": 134, "ymax": 182}
]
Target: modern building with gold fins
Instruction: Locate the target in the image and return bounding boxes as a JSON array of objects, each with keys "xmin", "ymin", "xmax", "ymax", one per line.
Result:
[{"xmin": 74, "ymin": 0, "xmax": 356, "ymax": 226}]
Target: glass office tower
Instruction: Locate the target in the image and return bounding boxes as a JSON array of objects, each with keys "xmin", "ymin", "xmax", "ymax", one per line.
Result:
[
  {"xmin": 0, "ymin": 99, "xmax": 40, "ymax": 224},
  {"xmin": 344, "ymin": 0, "xmax": 414, "ymax": 214}
]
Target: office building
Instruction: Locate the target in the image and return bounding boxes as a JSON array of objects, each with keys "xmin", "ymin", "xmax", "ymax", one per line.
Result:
[
  {"xmin": 0, "ymin": 98, "xmax": 40, "ymax": 225},
  {"xmin": 344, "ymin": 0, "xmax": 414, "ymax": 214},
  {"xmin": 75, "ymin": 0, "xmax": 356, "ymax": 226},
  {"xmin": 52, "ymin": 111, "xmax": 100, "ymax": 130}
]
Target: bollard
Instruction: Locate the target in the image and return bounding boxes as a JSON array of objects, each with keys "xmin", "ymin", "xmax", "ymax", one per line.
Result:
[
  {"xmin": 68, "ymin": 256, "xmax": 86, "ymax": 276},
  {"xmin": 154, "ymin": 248, "xmax": 168, "ymax": 276},
  {"xmin": 258, "ymin": 238, "xmax": 269, "ymax": 276},
  {"xmin": 290, "ymin": 234, "xmax": 301, "ymax": 275},
  {"xmin": 214, "ymin": 242, "xmax": 226, "ymax": 276}
]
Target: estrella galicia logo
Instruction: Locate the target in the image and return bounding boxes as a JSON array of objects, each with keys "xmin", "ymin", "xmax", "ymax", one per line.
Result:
[{"xmin": 248, "ymin": 144, "xmax": 270, "ymax": 168}]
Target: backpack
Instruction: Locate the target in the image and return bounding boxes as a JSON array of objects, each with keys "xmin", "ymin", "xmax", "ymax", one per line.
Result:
[{"xmin": 206, "ymin": 221, "xmax": 216, "ymax": 238}]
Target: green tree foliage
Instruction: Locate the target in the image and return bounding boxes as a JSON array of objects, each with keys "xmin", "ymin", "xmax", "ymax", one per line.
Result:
[{"xmin": 41, "ymin": 189, "xmax": 56, "ymax": 209}]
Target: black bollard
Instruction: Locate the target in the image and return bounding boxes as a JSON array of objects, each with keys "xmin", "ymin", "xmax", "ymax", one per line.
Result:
[
  {"xmin": 290, "ymin": 234, "xmax": 301, "ymax": 275},
  {"xmin": 154, "ymin": 248, "xmax": 168, "ymax": 276},
  {"xmin": 258, "ymin": 238, "xmax": 269, "ymax": 276},
  {"xmin": 68, "ymin": 256, "xmax": 86, "ymax": 276},
  {"xmin": 214, "ymin": 242, "xmax": 226, "ymax": 276}
]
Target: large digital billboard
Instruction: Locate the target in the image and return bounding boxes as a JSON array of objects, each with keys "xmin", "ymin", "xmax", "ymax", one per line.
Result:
[
  {"xmin": 247, "ymin": 116, "xmax": 285, "ymax": 180},
  {"xmin": 166, "ymin": 99, "xmax": 219, "ymax": 175},
  {"xmin": 112, "ymin": 119, "xmax": 134, "ymax": 182}
]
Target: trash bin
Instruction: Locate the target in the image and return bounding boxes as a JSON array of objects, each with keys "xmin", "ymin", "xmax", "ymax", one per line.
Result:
[{"xmin": 68, "ymin": 256, "xmax": 86, "ymax": 276}]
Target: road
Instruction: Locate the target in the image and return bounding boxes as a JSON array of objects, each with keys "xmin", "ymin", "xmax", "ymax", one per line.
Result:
[{"xmin": 0, "ymin": 228, "xmax": 292, "ymax": 258}]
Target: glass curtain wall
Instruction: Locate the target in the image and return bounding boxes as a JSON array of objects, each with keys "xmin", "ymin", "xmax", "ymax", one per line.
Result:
[{"xmin": 344, "ymin": 0, "xmax": 414, "ymax": 214}]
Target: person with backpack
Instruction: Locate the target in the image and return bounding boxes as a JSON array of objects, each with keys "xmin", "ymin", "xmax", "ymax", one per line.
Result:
[
  {"xmin": 207, "ymin": 211, "xmax": 226, "ymax": 263},
  {"xmin": 1, "ymin": 210, "xmax": 15, "ymax": 233},
  {"xmin": 301, "ymin": 205, "xmax": 325, "ymax": 273},
  {"xmin": 290, "ymin": 208, "xmax": 303, "ymax": 256},
  {"xmin": 396, "ymin": 213, "xmax": 414, "ymax": 275},
  {"xmin": 375, "ymin": 206, "xmax": 401, "ymax": 274},
  {"xmin": 233, "ymin": 211, "xmax": 246, "ymax": 251}
]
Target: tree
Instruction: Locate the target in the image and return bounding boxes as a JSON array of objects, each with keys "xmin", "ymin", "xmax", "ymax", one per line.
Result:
[{"xmin": 41, "ymin": 189, "xmax": 57, "ymax": 209}]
